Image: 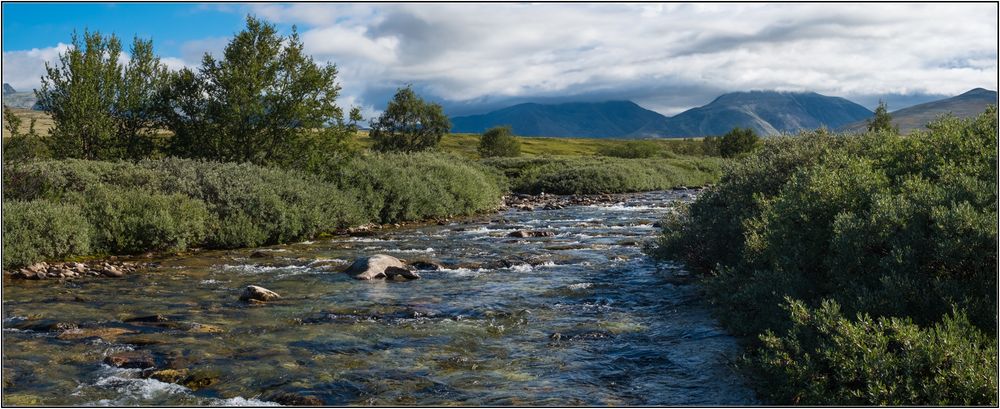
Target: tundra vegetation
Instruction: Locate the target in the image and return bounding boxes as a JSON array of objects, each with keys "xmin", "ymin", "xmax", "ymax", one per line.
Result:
[
  {"xmin": 1, "ymin": 16, "xmax": 717, "ymax": 269},
  {"xmin": 651, "ymin": 107, "xmax": 998, "ymax": 405}
]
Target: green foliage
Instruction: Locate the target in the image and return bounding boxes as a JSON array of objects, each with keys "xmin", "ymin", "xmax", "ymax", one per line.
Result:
[
  {"xmin": 595, "ymin": 140, "xmax": 662, "ymax": 158},
  {"xmin": 370, "ymin": 86, "xmax": 451, "ymax": 153},
  {"xmin": 703, "ymin": 127, "xmax": 760, "ymax": 158},
  {"xmin": 35, "ymin": 31, "xmax": 167, "ymax": 160},
  {"xmin": 483, "ymin": 155, "xmax": 721, "ymax": 195},
  {"xmin": 319, "ymin": 152, "xmax": 505, "ymax": 223},
  {"xmin": 72, "ymin": 186, "xmax": 211, "ymax": 255},
  {"xmin": 867, "ymin": 100, "xmax": 899, "ymax": 133},
  {"xmin": 751, "ymin": 299, "xmax": 997, "ymax": 406},
  {"xmin": 2, "ymin": 107, "xmax": 50, "ymax": 162},
  {"xmin": 2, "ymin": 155, "xmax": 504, "ymax": 266},
  {"xmin": 2, "ymin": 159, "xmax": 361, "ymax": 260},
  {"xmin": 652, "ymin": 107, "xmax": 998, "ymax": 404},
  {"xmin": 158, "ymin": 16, "xmax": 356, "ymax": 168},
  {"xmin": 477, "ymin": 126, "xmax": 521, "ymax": 158},
  {"xmin": 2, "ymin": 200, "xmax": 91, "ymax": 269}
]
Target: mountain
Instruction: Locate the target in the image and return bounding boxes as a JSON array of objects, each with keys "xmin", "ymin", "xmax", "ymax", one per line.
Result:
[
  {"xmin": 630, "ymin": 91, "xmax": 873, "ymax": 137},
  {"xmin": 450, "ymin": 100, "xmax": 666, "ymax": 137},
  {"xmin": 1, "ymin": 84, "xmax": 39, "ymax": 110},
  {"xmin": 842, "ymin": 88, "xmax": 998, "ymax": 133}
]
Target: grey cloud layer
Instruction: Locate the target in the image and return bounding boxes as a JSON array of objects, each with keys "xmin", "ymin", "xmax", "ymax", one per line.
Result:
[{"xmin": 3, "ymin": 3, "xmax": 996, "ymax": 116}]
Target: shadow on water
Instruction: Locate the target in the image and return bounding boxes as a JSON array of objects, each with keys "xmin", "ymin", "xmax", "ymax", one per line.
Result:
[{"xmin": 2, "ymin": 190, "xmax": 756, "ymax": 405}]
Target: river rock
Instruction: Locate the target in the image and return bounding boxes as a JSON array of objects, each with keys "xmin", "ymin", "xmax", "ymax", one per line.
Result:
[
  {"xmin": 240, "ymin": 285, "xmax": 281, "ymax": 302},
  {"xmin": 57, "ymin": 327, "xmax": 136, "ymax": 341},
  {"xmin": 344, "ymin": 254, "xmax": 406, "ymax": 280},
  {"xmin": 104, "ymin": 351, "xmax": 156, "ymax": 369},
  {"xmin": 150, "ymin": 368, "xmax": 189, "ymax": 383},
  {"xmin": 100, "ymin": 264, "xmax": 124, "ymax": 277},
  {"xmin": 408, "ymin": 260, "xmax": 444, "ymax": 271},
  {"xmin": 267, "ymin": 392, "xmax": 324, "ymax": 406},
  {"xmin": 385, "ymin": 266, "xmax": 421, "ymax": 280},
  {"xmin": 507, "ymin": 230, "xmax": 555, "ymax": 238}
]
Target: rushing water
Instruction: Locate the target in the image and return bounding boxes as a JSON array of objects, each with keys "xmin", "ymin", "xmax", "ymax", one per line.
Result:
[{"xmin": 2, "ymin": 190, "xmax": 755, "ymax": 406}]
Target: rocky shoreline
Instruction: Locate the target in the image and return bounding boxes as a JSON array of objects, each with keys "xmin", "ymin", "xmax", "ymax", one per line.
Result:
[
  {"xmin": 7, "ymin": 260, "xmax": 147, "ymax": 281},
  {"xmin": 4, "ymin": 189, "xmax": 704, "ymax": 281}
]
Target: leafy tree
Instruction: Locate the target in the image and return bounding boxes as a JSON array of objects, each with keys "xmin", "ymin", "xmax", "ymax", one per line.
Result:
[
  {"xmin": 35, "ymin": 31, "xmax": 167, "ymax": 160},
  {"xmin": 159, "ymin": 16, "xmax": 356, "ymax": 168},
  {"xmin": 718, "ymin": 127, "xmax": 760, "ymax": 158},
  {"xmin": 2, "ymin": 107, "xmax": 49, "ymax": 162},
  {"xmin": 478, "ymin": 125, "xmax": 521, "ymax": 158},
  {"xmin": 370, "ymin": 86, "xmax": 451, "ymax": 153},
  {"xmin": 867, "ymin": 100, "xmax": 898, "ymax": 133}
]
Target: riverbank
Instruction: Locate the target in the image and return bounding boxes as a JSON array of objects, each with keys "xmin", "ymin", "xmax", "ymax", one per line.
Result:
[
  {"xmin": 2, "ymin": 189, "xmax": 753, "ymax": 406},
  {"xmin": 4, "ymin": 189, "xmax": 704, "ymax": 280},
  {"xmin": 2, "ymin": 154, "xmax": 720, "ymax": 272}
]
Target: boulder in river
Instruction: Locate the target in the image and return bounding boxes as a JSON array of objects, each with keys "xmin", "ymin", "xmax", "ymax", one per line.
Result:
[
  {"xmin": 344, "ymin": 254, "xmax": 406, "ymax": 280},
  {"xmin": 240, "ymin": 285, "xmax": 281, "ymax": 302}
]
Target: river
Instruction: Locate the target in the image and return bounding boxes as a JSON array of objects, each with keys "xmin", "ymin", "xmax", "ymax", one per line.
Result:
[{"xmin": 2, "ymin": 190, "xmax": 755, "ymax": 406}]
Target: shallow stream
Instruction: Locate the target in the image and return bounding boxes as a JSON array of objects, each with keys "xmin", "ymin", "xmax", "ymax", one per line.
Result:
[{"xmin": 2, "ymin": 190, "xmax": 755, "ymax": 405}]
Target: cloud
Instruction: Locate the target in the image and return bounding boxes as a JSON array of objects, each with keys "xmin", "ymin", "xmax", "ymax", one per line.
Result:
[
  {"xmin": 243, "ymin": 3, "xmax": 996, "ymax": 114},
  {"xmin": 2, "ymin": 43, "xmax": 69, "ymax": 91},
  {"xmin": 4, "ymin": 3, "xmax": 996, "ymax": 115}
]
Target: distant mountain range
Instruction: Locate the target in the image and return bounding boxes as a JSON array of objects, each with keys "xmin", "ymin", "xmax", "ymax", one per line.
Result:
[
  {"xmin": 631, "ymin": 91, "xmax": 872, "ymax": 137},
  {"xmin": 2, "ymin": 83, "xmax": 39, "ymax": 110},
  {"xmin": 841, "ymin": 88, "xmax": 998, "ymax": 133},
  {"xmin": 451, "ymin": 89, "xmax": 996, "ymax": 138},
  {"xmin": 450, "ymin": 100, "xmax": 664, "ymax": 138}
]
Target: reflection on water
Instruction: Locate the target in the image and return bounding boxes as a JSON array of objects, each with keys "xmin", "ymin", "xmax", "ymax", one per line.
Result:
[{"xmin": 2, "ymin": 190, "xmax": 755, "ymax": 405}]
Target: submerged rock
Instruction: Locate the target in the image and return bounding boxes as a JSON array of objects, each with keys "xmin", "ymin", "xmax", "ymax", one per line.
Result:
[
  {"xmin": 57, "ymin": 327, "xmax": 136, "ymax": 341},
  {"xmin": 267, "ymin": 392, "xmax": 324, "ymax": 406},
  {"xmin": 408, "ymin": 260, "xmax": 444, "ymax": 271},
  {"xmin": 240, "ymin": 285, "xmax": 281, "ymax": 302},
  {"xmin": 385, "ymin": 266, "xmax": 421, "ymax": 280},
  {"xmin": 104, "ymin": 351, "xmax": 156, "ymax": 369},
  {"xmin": 149, "ymin": 368, "xmax": 188, "ymax": 383},
  {"xmin": 344, "ymin": 254, "xmax": 407, "ymax": 280}
]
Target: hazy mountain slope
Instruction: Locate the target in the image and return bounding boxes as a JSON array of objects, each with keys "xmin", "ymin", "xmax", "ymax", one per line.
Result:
[
  {"xmin": 631, "ymin": 91, "xmax": 873, "ymax": 137},
  {"xmin": 842, "ymin": 88, "xmax": 997, "ymax": 133},
  {"xmin": 2, "ymin": 83, "xmax": 39, "ymax": 110},
  {"xmin": 450, "ymin": 100, "xmax": 666, "ymax": 137}
]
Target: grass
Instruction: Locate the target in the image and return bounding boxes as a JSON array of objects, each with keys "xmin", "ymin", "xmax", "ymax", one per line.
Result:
[{"xmin": 3, "ymin": 109, "xmax": 708, "ymax": 158}]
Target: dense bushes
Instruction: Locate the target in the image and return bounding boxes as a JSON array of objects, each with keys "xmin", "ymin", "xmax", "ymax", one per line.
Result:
[
  {"xmin": 752, "ymin": 300, "xmax": 996, "ymax": 405},
  {"xmin": 651, "ymin": 107, "xmax": 998, "ymax": 404},
  {"xmin": 2, "ymin": 155, "xmax": 505, "ymax": 268},
  {"xmin": 319, "ymin": 152, "xmax": 505, "ymax": 223},
  {"xmin": 484, "ymin": 155, "xmax": 721, "ymax": 194},
  {"xmin": 2, "ymin": 201, "xmax": 91, "ymax": 269},
  {"xmin": 595, "ymin": 140, "xmax": 662, "ymax": 158}
]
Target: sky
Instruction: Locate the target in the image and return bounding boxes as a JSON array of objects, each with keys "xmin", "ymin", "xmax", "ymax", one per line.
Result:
[{"xmin": 2, "ymin": 2, "xmax": 997, "ymax": 118}]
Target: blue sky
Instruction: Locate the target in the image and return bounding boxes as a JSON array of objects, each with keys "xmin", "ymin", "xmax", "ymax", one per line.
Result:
[
  {"xmin": 2, "ymin": 3, "xmax": 262, "ymax": 56},
  {"xmin": 3, "ymin": 3, "xmax": 997, "ymax": 117}
]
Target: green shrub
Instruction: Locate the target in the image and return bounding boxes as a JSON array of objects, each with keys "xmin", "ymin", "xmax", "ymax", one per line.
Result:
[
  {"xmin": 483, "ymin": 155, "xmax": 721, "ymax": 195},
  {"xmin": 478, "ymin": 126, "xmax": 521, "ymax": 158},
  {"xmin": 321, "ymin": 152, "xmax": 504, "ymax": 223},
  {"xmin": 751, "ymin": 299, "xmax": 997, "ymax": 406},
  {"xmin": 651, "ymin": 107, "xmax": 998, "ymax": 404},
  {"xmin": 2, "ymin": 158, "xmax": 366, "ymax": 253},
  {"xmin": 595, "ymin": 140, "xmax": 661, "ymax": 158},
  {"xmin": 2, "ymin": 200, "xmax": 90, "ymax": 269},
  {"xmin": 71, "ymin": 186, "xmax": 211, "ymax": 255}
]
